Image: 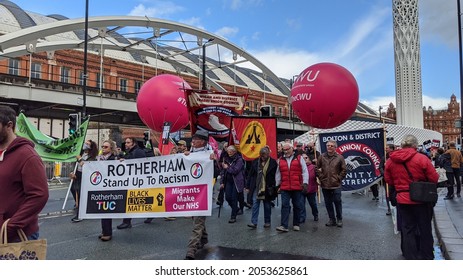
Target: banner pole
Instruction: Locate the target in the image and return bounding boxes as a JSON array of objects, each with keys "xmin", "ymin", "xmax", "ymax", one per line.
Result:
[
  {"xmin": 382, "ymin": 120, "xmax": 389, "ymax": 198},
  {"xmin": 62, "ymin": 162, "xmax": 78, "ymax": 210},
  {"xmin": 311, "ymin": 128, "xmax": 321, "ymax": 204},
  {"xmin": 62, "ymin": 116, "xmax": 90, "ymax": 210}
]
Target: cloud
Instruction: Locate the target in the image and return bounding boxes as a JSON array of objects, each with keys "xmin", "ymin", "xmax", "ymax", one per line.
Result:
[
  {"xmin": 419, "ymin": 0, "xmax": 458, "ymax": 48},
  {"xmin": 215, "ymin": 26, "xmax": 239, "ymax": 39},
  {"xmin": 128, "ymin": 2, "xmax": 184, "ymax": 18},
  {"xmin": 243, "ymin": 49, "xmax": 323, "ymax": 79},
  {"xmin": 226, "ymin": 0, "xmax": 263, "ymax": 11},
  {"xmin": 286, "ymin": 18, "xmax": 302, "ymax": 30},
  {"xmin": 361, "ymin": 94, "xmax": 454, "ymax": 113},
  {"xmin": 336, "ymin": 6, "xmax": 389, "ymax": 58}
]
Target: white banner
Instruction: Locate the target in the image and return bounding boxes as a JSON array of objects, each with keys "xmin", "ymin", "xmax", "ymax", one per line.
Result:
[{"xmin": 79, "ymin": 152, "xmax": 213, "ymax": 219}]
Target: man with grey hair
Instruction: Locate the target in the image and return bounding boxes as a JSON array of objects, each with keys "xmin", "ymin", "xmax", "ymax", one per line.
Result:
[
  {"xmin": 316, "ymin": 140, "xmax": 347, "ymax": 227},
  {"xmin": 275, "ymin": 142, "xmax": 309, "ymax": 232},
  {"xmin": 385, "ymin": 134, "xmax": 438, "ymax": 259},
  {"xmin": 246, "ymin": 146, "xmax": 278, "ymax": 228}
]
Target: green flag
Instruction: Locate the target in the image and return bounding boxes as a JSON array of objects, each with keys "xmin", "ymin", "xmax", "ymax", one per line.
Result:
[{"xmin": 16, "ymin": 113, "xmax": 89, "ymax": 162}]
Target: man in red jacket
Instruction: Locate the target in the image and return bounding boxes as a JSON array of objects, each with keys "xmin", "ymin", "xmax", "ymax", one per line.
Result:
[
  {"xmin": 275, "ymin": 142, "xmax": 308, "ymax": 232},
  {"xmin": 0, "ymin": 105, "xmax": 49, "ymax": 242},
  {"xmin": 385, "ymin": 134, "xmax": 438, "ymax": 260}
]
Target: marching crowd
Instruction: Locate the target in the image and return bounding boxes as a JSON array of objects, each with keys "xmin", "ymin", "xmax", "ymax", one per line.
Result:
[{"xmin": 1, "ymin": 104, "xmax": 458, "ymax": 260}]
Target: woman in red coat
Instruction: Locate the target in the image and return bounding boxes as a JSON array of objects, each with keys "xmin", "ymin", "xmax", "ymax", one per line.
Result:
[{"xmin": 384, "ymin": 135, "xmax": 439, "ymax": 260}]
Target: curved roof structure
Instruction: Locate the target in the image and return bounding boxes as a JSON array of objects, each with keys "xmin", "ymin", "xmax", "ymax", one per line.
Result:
[{"xmin": 0, "ymin": 0, "xmax": 382, "ymax": 120}]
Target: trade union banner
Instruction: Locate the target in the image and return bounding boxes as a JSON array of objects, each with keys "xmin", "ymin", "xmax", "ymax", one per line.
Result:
[
  {"xmin": 16, "ymin": 113, "xmax": 89, "ymax": 162},
  {"xmin": 79, "ymin": 152, "xmax": 214, "ymax": 219},
  {"xmin": 318, "ymin": 128, "xmax": 385, "ymax": 191},
  {"xmin": 186, "ymin": 90, "xmax": 247, "ymax": 139},
  {"xmin": 230, "ymin": 117, "xmax": 278, "ymax": 160}
]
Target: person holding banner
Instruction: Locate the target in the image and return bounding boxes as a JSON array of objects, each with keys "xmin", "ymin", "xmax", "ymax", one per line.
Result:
[
  {"xmin": 116, "ymin": 137, "xmax": 147, "ymax": 230},
  {"xmin": 316, "ymin": 140, "xmax": 347, "ymax": 228},
  {"xmin": 70, "ymin": 139, "xmax": 98, "ymax": 222},
  {"xmin": 275, "ymin": 143, "xmax": 308, "ymax": 232},
  {"xmin": 379, "ymin": 144, "xmax": 395, "ymax": 215},
  {"xmin": 184, "ymin": 130, "xmax": 216, "ymax": 260},
  {"xmin": 245, "ymin": 147, "xmax": 278, "ymax": 229},
  {"xmin": 0, "ymin": 105, "xmax": 49, "ymax": 242},
  {"xmin": 97, "ymin": 140, "xmax": 119, "ymax": 241}
]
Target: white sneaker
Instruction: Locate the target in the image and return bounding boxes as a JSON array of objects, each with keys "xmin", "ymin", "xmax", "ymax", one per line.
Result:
[
  {"xmin": 293, "ymin": 225, "xmax": 300, "ymax": 231},
  {"xmin": 276, "ymin": 226, "xmax": 289, "ymax": 232}
]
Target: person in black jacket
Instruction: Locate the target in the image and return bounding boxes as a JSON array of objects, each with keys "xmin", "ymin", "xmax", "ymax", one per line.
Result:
[
  {"xmin": 97, "ymin": 139, "xmax": 119, "ymax": 241},
  {"xmin": 116, "ymin": 137, "xmax": 147, "ymax": 230},
  {"xmin": 245, "ymin": 147, "xmax": 278, "ymax": 228}
]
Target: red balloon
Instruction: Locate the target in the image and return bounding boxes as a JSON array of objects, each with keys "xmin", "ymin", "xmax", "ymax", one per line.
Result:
[
  {"xmin": 291, "ymin": 63, "xmax": 359, "ymax": 129},
  {"xmin": 136, "ymin": 74, "xmax": 191, "ymax": 132}
]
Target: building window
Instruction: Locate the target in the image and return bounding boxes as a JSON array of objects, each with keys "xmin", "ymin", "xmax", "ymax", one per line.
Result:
[
  {"xmin": 8, "ymin": 59, "xmax": 20, "ymax": 75},
  {"xmin": 31, "ymin": 62, "xmax": 41, "ymax": 79},
  {"xmin": 278, "ymin": 107, "xmax": 283, "ymax": 116},
  {"xmin": 78, "ymin": 71, "xmax": 85, "ymax": 86},
  {"xmin": 135, "ymin": 80, "xmax": 142, "ymax": 94},
  {"xmin": 119, "ymin": 78, "xmax": 128, "ymax": 92},
  {"xmin": 60, "ymin": 67, "xmax": 71, "ymax": 83},
  {"xmin": 254, "ymin": 103, "xmax": 258, "ymax": 112},
  {"xmin": 96, "ymin": 72, "xmax": 104, "ymax": 89}
]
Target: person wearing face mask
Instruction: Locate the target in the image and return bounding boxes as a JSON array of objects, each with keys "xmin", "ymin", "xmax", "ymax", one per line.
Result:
[
  {"xmin": 116, "ymin": 137, "xmax": 147, "ymax": 230},
  {"xmin": 70, "ymin": 139, "xmax": 98, "ymax": 222}
]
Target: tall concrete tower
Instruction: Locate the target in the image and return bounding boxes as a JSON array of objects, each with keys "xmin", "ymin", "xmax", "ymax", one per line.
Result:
[{"xmin": 392, "ymin": 0, "xmax": 424, "ymax": 128}]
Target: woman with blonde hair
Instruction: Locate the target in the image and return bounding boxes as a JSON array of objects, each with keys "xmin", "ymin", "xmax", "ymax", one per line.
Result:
[{"xmin": 97, "ymin": 139, "xmax": 119, "ymax": 241}]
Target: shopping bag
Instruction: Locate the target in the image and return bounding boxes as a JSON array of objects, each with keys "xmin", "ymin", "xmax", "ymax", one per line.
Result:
[
  {"xmin": 436, "ymin": 167, "xmax": 447, "ymax": 183},
  {"xmin": 0, "ymin": 219, "xmax": 47, "ymax": 260}
]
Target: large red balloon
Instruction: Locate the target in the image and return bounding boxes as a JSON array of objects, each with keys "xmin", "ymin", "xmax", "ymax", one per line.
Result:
[
  {"xmin": 290, "ymin": 62, "xmax": 359, "ymax": 129},
  {"xmin": 136, "ymin": 74, "xmax": 191, "ymax": 132}
]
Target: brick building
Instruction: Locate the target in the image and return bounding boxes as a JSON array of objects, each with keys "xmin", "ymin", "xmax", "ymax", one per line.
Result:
[{"xmin": 384, "ymin": 94, "xmax": 461, "ymax": 146}]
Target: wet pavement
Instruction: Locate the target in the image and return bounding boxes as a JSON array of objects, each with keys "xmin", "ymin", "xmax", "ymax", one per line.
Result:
[
  {"xmin": 434, "ymin": 188, "xmax": 463, "ymax": 260},
  {"xmin": 40, "ymin": 182, "xmax": 463, "ymax": 260}
]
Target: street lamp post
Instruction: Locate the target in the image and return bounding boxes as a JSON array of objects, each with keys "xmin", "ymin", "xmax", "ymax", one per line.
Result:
[
  {"xmin": 458, "ymin": 0, "xmax": 463, "ymax": 143},
  {"xmin": 82, "ymin": 0, "xmax": 89, "ymax": 119},
  {"xmin": 201, "ymin": 38, "xmax": 214, "ymax": 90}
]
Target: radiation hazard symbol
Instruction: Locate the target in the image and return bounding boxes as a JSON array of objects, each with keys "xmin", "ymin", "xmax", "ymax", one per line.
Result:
[{"xmin": 239, "ymin": 121, "xmax": 267, "ymax": 159}]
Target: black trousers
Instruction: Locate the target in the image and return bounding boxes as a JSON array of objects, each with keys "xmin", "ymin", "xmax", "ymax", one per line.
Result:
[{"xmin": 397, "ymin": 203, "xmax": 434, "ymax": 260}]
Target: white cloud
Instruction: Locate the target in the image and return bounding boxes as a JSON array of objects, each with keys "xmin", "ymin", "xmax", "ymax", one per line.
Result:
[
  {"xmin": 226, "ymin": 0, "xmax": 263, "ymax": 10},
  {"xmin": 419, "ymin": 0, "xmax": 458, "ymax": 48},
  {"xmin": 128, "ymin": 2, "xmax": 184, "ymax": 18},
  {"xmin": 336, "ymin": 7, "xmax": 389, "ymax": 58},
  {"xmin": 214, "ymin": 26, "xmax": 239, "ymax": 39},
  {"xmin": 361, "ymin": 94, "xmax": 454, "ymax": 113},
  {"xmin": 244, "ymin": 49, "xmax": 323, "ymax": 79}
]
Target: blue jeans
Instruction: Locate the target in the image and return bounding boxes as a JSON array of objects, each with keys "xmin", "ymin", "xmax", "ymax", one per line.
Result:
[
  {"xmin": 11, "ymin": 231, "xmax": 39, "ymax": 242},
  {"xmin": 300, "ymin": 192, "xmax": 319, "ymax": 222},
  {"xmin": 251, "ymin": 188, "xmax": 272, "ymax": 225},
  {"xmin": 322, "ymin": 188, "xmax": 342, "ymax": 220},
  {"xmin": 280, "ymin": 190, "xmax": 303, "ymax": 229}
]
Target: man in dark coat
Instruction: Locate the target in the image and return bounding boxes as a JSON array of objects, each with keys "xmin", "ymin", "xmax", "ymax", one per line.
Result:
[
  {"xmin": 245, "ymin": 147, "xmax": 278, "ymax": 228},
  {"xmin": 116, "ymin": 137, "xmax": 147, "ymax": 229}
]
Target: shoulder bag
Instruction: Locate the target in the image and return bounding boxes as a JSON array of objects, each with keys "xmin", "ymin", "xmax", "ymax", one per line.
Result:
[
  {"xmin": 0, "ymin": 219, "xmax": 47, "ymax": 260},
  {"xmin": 402, "ymin": 161, "xmax": 438, "ymax": 204}
]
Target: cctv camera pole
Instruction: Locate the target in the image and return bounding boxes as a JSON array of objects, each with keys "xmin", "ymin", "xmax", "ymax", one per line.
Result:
[{"xmin": 82, "ymin": 0, "xmax": 89, "ymax": 119}]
